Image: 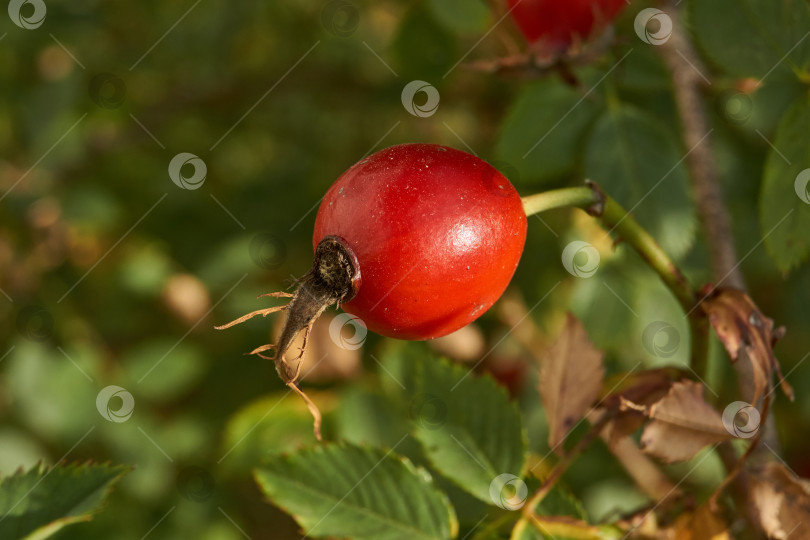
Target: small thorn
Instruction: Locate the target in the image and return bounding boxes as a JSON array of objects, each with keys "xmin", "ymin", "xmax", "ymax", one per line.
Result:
[
  {"xmin": 214, "ymin": 305, "xmax": 289, "ymax": 330},
  {"xmin": 258, "ymin": 291, "xmax": 294, "ymax": 299},
  {"xmin": 249, "ymin": 343, "xmax": 277, "ymax": 361}
]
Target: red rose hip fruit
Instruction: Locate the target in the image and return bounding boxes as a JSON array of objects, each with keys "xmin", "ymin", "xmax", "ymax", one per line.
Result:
[
  {"xmin": 507, "ymin": 0, "xmax": 626, "ymax": 49},
  {"xmin": 313, "ymin": 143, "xmax": 527, "ymax": 340},
  {"xmin": 216, "ymin": 144, "xmax": 526, "ymax": 438}
]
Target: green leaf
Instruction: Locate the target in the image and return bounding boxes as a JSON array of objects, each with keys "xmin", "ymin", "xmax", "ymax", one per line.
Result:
[
  {"xmin": 497, "ymin": 76, "xmax": 602, "ymax": 187},
  {"xmin": 691, "ymin": 0, "xmax": 810, "ymax": 79},
  {"xmin": 219, "ymin": 390, "xmax": 326, "ymax": 473},
  {"xmin": 510, "ymin": 485, "xmax": 595, "ymax": 540},
  {"xmin": 759, "ymin": 93, "xmax": 810, "ymax": 272},
  {"xmin": 715, "ymin": 72, "xmax": 806, "ymax": 133},
  {"xmin": 0, "ymin": 462, "xmax": 130, "ymax": 540},
  {"xmin": 427, "ymin": 0, "xmax": 490, "ymax": 35},
  {"xmin": 536, "ymin": 484, "xmax": 588, "ymax": 521},
  {"xmin": 569, "ymin": 259, "xmax": 638, "ymax": 353},
  {"xmin": 334, "ymin": 385, "xmax": 411, "ymax": 448},
  {"xmin": 584, "ymin": 105, "xmax": 696, "ymax": 258},
  {"xmin": 254, "ymin": 443, "xmax": 457, "ymax": 540},
  {"xmin": 410, "ymin": 356, "xmax": 527, "ymax": 505},
  {"xmin": 377, "ymin": 341, "xmax": 422, "ymax": 402},
  {"xmin": 616, "ymin": 46, "xmax": 671, "ymax": 92}
]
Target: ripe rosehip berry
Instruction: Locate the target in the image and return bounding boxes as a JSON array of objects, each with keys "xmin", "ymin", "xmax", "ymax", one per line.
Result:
[
  {"xmin": 313, "ymin": 144, "xmax": 527, "ymax": 340},
  {"xmin": 216, "ymin": 144, "xmax": 526, "ymax": 437},
  {"xmin": 507, "ymin": 0, "xmax": 626, "ymax": 49}
]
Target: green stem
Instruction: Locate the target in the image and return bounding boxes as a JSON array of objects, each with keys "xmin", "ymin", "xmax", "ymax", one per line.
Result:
[
  {"xmin": 521, "ymin": 183, "xmax": 708, "ymax": 374},
  {"xmin": 520, "ymin": 186, "xmax": 598, "ymax": 216},
  {"xmin": 599, "ymin": 197, "xmax": 694, "ymax": 310}
]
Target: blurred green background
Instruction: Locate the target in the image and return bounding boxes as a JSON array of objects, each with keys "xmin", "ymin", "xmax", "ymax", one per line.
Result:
[{"xmin": 1, "ymin": 1, "xmax": 809, "ymax": 538}]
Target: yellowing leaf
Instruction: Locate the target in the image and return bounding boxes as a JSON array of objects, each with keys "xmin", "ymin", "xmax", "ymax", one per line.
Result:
[
  {"xmin": 539, "ymin": 314, "xmax": 605, "ymax": 454},
  {"xmin": 672, "ymin": 504, "xmax": 730, "ymax": 540},
  {"xmin": 525, "ymin": 515, "xmax": 602, "ymax": 539},
  {"xmin": 632, "ymin": 381, "xmax": 730, "ymax": 463}
]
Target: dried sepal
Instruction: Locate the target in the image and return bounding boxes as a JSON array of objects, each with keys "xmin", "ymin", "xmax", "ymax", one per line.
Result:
[{"xmin": 215, "ymin": 236, "xmax": 360, "ymax": 441}]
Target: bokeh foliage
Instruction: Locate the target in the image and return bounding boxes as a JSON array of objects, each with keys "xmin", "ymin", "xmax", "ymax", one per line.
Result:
[{"xmin": 2, "ymin": 0, "xmax": 810, "ymax": 538}]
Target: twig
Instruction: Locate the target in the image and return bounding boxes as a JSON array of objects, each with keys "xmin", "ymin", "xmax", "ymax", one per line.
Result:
[
  {"xmin": 658, "ymin": 4, "xmax": 780, "ymax": 535},
  {"xmin": 495, "ymin": 290, "xmax": 549, "ymax": 359},
  {"xmin": 603, "ymin": 433, "xmax": 680, "ymax": 502},
  {"xmin": 657, "ymin": 1, "xmax": 744, "ymax": 290},
  {"xmin": 521, "ymin": 412, "xmax": 612, "ymax": 519},
  {"xmin": 658, "ymin": 0, "xmax": 782, "ymax": 454}
]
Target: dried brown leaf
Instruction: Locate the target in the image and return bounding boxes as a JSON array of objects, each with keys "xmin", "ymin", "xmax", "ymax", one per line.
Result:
[
  {"xmin": 540, "ymin": 313, "xmax": 605, "ymax": 454},
  {"xmin": 606, "ymin": 411, "xmax": 647, "ymax": 449},
  {"xmin": 700, "ymin": 288, "xmax": 794, "ymax": 403},
  {"xmin": 601, "ymin": 367, "xmax": 683, "ymax": 407},
  {"xmin": 633, "ymin": 381, "xmax": 730, "ymax": 463},
  {"xmin": 672, "ymin": 504, "xmax": 731, "ymax": 540},
  {"xmin": 750, "ymin": 462, "xmax": 810, "ymax": 539},
  {"xmin": 600, "ymin": 368, "xmax": 683, "ymax": 446}
]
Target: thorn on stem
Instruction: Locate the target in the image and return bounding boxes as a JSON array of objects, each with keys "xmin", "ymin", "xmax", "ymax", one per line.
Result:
[
  {"xmin": 248, "ymin": 343, "xmax": 277, "ymax": 360},
  {"xmin": 584, "ymin": 180, "xmax": 606, "ymax": 217}
]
